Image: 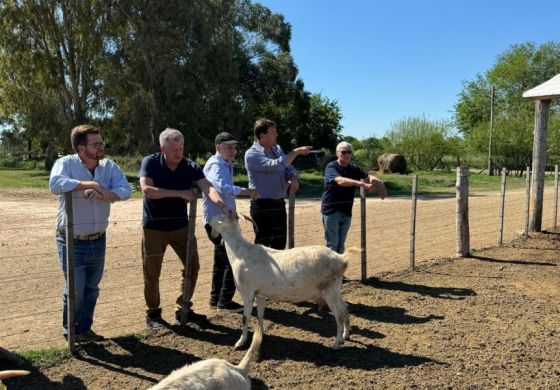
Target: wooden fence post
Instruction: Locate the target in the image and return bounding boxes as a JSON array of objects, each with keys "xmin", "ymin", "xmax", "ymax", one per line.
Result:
[
  {"xmin": 529, "ymin": 99, "xmax": 550, "ymax": 232},
  {"xmin": 180, "ymin": 189, "xmax": 198, "ymax": 326},
  {"xmin": 288, "ymin": 192, "xmax": 295, "ymax": 249},
  {"xmin": 498, "ymin": 168, "xmax": 507, "ymax": 246},
  {"xmin": 409, "ymin": 175, "xmax": 418, "ymax": 270},
  {"xmin": 456, "ymin": 167, "xmax": 470, "ymax": 257},
  {"xmin": 64, "ymin": 192, "xmax": 76, "ymax": 354},
  {"xmin": 360, "ymin": 186, "xmax": 367, "ymax": 281},
  {"xmin": 553, "ymin": 165, "xmax": 559, "ymax": 231},
  {"xmin": 524, "ymin": 167, "xmax": 531, "ymax": 238}
]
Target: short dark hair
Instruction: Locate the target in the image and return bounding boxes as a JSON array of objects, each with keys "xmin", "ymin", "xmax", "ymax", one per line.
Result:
[
  {"xmin": 253, "ymin": 118, "xmax": 276, "ymax": 140},
  {"xmin": 71, "ymin": 124, "xmax": 100, "ymax": 152}
]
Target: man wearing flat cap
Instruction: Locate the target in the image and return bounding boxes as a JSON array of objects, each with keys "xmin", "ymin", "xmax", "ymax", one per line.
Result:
[{"xmin": 202, "ymin": 132, "xmax": 259, "ymax": 313}]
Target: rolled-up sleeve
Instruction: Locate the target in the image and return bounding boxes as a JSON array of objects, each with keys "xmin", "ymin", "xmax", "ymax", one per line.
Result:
[
  {"xmin": 49, "ymin": 158, "xmax": 80, "ymax": 195},
  {"xmin": 108, "ymin": 161, "xmax": 132, "ymax": 200}
]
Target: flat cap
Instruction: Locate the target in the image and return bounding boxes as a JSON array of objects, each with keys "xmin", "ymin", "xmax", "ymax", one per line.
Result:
[{"xmin": 215, "ymin": 132, "xmax": 238, "ymax": 145}]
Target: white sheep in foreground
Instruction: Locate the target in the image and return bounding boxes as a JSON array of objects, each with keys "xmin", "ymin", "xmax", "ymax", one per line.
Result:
[
  {"xmin": 0, "ymin": 370, "xmax": 30, "ymax": 389},
  {"xmin": 209, "ymin": 212, "xmax": 355, "ymax": 350},
  {"xmin": 149, "ymin": 321, "xmax": 262, "ymax": 390}
]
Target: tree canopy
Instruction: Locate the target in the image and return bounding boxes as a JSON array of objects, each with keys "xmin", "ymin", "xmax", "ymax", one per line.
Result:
[
  {"xmin": 455, "ymin": 41, "xmax": 560, "ymax": 170},
  {"xmin": 0, "ymin": 0, "xmax": 342, "ymax": 159}
]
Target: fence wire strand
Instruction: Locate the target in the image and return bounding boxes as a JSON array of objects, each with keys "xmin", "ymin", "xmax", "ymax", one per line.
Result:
[{"xmin": 1, "ymin": 180, "xmax": 558, "ymax": 351}]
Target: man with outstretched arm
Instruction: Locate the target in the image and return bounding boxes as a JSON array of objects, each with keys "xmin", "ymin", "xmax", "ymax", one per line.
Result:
[{"xmin": 244, "ymin": 118, "xmax": 311, "ymax": 249}]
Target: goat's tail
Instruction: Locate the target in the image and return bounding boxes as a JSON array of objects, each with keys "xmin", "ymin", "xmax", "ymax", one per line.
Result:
[
  {"xmin": 0, "ymin": 370, "xmax": 30, "ymax": 381},
  {"xmin": 341, "ymin": 247, "xmax": 361, "ymax": 263},
  {"xmin": 236, "ymin": 323, "xmax": 263, "ymax": 375}
]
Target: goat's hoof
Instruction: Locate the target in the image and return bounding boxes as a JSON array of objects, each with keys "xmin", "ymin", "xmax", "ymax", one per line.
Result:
[
  {"xmin": 234, "ymin": 340, "xmax": 246, "ymax": 350},
  {"xmin": 331, "ymin": 342, "xmax": 342, "ymax": 350},
  {"xmin": 343, "ymin": 331, "xmax": 350, "ymax": 340}
]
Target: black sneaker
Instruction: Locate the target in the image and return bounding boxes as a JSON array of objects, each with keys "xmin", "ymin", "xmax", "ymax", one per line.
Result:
[
  {"xmin": 209, "ymin": 300, "xmax": 218, "ymax": 310},
  {"xmin": 146, "ymin": 316, "xmax": 167, "ymax": 329},
  {"xmin": 217, "ymin": 301, "xmax": 244, "ymax": 313}
]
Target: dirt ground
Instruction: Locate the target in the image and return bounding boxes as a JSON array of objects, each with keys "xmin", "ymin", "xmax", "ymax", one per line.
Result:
[
  {"xmin": 3, "ymin": 230, "xmax": 560, "ymax": 389},
  {"xmin": 1, "ymin": 187, "xmax": 560, "ymax": 388}
]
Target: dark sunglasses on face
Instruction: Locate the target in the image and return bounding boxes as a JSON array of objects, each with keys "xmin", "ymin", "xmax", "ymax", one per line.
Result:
[{"xmin": 340, "ymin": 150, "xmax": 352, "ymax": 155}]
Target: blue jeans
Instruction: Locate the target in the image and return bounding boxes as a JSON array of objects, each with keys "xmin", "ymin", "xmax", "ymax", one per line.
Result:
[
  {"xmin": 322, "ymin": 212, "xmax": 352, "ymax": 254},
  {"xmin": 56, "ymin": 233, "xmax": 106, "ymax": 336}
]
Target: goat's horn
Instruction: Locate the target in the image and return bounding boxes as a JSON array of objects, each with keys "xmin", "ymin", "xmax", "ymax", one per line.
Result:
[
  {"xmin": 0, "ymin": 370, "xmax": 30, "ymax": 380},
  {"xmin": 239, "ymin": 213, "xmax": 258, "ymax": 233}
]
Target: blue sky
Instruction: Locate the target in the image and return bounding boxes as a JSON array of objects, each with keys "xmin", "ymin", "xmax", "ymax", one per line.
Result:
[{"xmin": 258, "ymin": 0, "xmax": 560, "ymax": 139}]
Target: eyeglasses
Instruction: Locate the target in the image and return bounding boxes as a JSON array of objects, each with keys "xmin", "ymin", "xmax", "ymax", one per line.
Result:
[
  {"xmin": 85, "ymin": 141, "xmax": 107, "ymax": 150},
  {"xmin": 340, "ymin": 150, "xmax": 352, "ymax": 155}
]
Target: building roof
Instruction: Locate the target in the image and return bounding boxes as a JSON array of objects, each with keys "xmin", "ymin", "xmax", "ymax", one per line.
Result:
[{"xmin": 522, "ymin": 74, "xmax": 560, "ymax": 100}]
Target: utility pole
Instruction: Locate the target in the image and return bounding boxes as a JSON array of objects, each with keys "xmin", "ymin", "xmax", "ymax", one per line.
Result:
[{"xmin": 488, "ymin": 85, "xmax": 495, "ymax": 176}]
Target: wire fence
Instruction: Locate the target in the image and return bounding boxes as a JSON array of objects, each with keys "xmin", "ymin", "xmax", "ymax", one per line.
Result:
[{"xmin": 1, "ymin": 167, "xmax": 559, "ymax": 352}]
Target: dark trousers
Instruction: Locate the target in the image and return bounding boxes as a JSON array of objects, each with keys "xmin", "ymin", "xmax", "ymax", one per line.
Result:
[
  {"xmin": 250, "ymin": 199, "xmax": 287, "ymax": 250},
  {"xmin": 204, "ymin": 224, "xmax": 236, "ymax": 306}
]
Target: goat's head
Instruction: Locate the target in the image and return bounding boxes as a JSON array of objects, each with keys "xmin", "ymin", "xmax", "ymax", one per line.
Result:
[
  {"xmin": 208, "ymin": 211, "xmax": 239, "ymax": 238},
  {"xmin": 208, "ymin": 211, "xmax": 258, "ymax": 238}
]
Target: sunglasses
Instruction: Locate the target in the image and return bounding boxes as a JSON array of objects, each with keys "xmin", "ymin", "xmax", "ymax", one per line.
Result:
[{"xmin": 340, "ymin": 150, "xmax": 352, "ymax": 155}]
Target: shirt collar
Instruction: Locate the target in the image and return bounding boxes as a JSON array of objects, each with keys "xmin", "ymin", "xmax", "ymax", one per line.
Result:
[
  {"xmin": 252, "ymin": 141, "xmax": 265, "ymax": 152},
  {"xmin": 253, "ymin": 141, "xmax": 279, "ymax": 156},
  {"xmin": 214, "ymin": 153, "xmax": 233, "ymax": 168}
]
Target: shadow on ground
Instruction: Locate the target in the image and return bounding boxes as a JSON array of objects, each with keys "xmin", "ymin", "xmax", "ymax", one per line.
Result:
[
  {"xmin": 363, "ymin": 277, "xmax": 476, "ymax": 299},
  {"xmin": 470, "ymin": 254, "xmax": 557, "ymax": 267}
]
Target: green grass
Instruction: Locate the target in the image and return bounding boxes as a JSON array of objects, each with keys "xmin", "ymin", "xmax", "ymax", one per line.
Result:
[
  {"xmin": 0, "ymin": 167, "xmax": 554, "ymax": 198},
  {"xmin": 380, "ymin": 169, "xmax": 555, "ymax": 196},
  {"xmin": 0, "ymin": 168, "xmax": 51, "ymax": 188},
  {"xmin": 16, "ymin": 347, "xmax": 70, "ymax": 368}
]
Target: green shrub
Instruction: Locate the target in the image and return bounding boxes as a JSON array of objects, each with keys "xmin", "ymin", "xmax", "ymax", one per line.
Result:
[
  {"xmin": 0, "ymin": 157, "xmax": 44, "ymax": 170},
  {"xmin": 109, "ymin": 155, "xmax": 144, "ymax": 174}
]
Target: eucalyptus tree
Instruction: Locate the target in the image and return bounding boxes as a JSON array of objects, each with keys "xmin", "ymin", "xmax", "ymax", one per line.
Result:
[{"xmin": 0, "ymin": 0, "xmax": 110, "ymax": 158}]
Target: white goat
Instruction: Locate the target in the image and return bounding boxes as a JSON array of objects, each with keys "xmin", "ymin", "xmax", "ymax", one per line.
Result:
[
  {"xmin": 0, "ymin": 370, "xmax": 30, "ymax": 389},
  {"xmin": 149, "ymin": 322, "xmax": 262, "ymax": 390},
  {"xmin": 209, "ymin": 212, "xmax": 354, "ymax": 350}
]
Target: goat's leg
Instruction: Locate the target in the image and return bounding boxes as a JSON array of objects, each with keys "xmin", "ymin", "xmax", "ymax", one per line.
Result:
[
  {"xmin": 323, "ymin": 287, "xmax": 349, "ymax": 349},
  {"xmin": 343, "ymin": 300, "xmax": 351, "ymax": 340},
  {"xmin": 255, "ymin": 296, "xmax": 266, "ymax": 334},
  {"xmin": 235, "ymin": 292, "xmax": 255, "ymax": 349}
]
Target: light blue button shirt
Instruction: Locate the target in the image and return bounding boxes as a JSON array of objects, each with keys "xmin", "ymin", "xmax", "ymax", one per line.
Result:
[
  {"xmin": 244, "ymin": 142, "xmax": 298, "ymax": 199},
  {"xmin": 202, "ymin": 154, "xmax": 241, "ymax": 225},
  {"xmin": 49, "ymin": 154, "xmax": 131, "ymax": 235}
]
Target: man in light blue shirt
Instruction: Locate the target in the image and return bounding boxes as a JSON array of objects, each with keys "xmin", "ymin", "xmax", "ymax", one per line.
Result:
[
  {"xmin": 203, "ymin": 132, "xmax": 258, "ymax": 313},
  {"xmin": 49, "ymin": 124, "xmax": 131, "ymax": 343},
  {"xmin": 244, "ymin": 118, "xmax": 311, "ymax": 249}
]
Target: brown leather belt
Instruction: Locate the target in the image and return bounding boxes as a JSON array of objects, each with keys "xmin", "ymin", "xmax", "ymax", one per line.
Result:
[{"xmin": 57, "ymin": 230, "xmax": 105, "ymax": 241}]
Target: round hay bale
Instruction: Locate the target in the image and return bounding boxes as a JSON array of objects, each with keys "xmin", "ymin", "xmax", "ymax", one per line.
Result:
[{"xmin": 377, "ymin": 153, "xmax": 407, "ymax": 174}]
